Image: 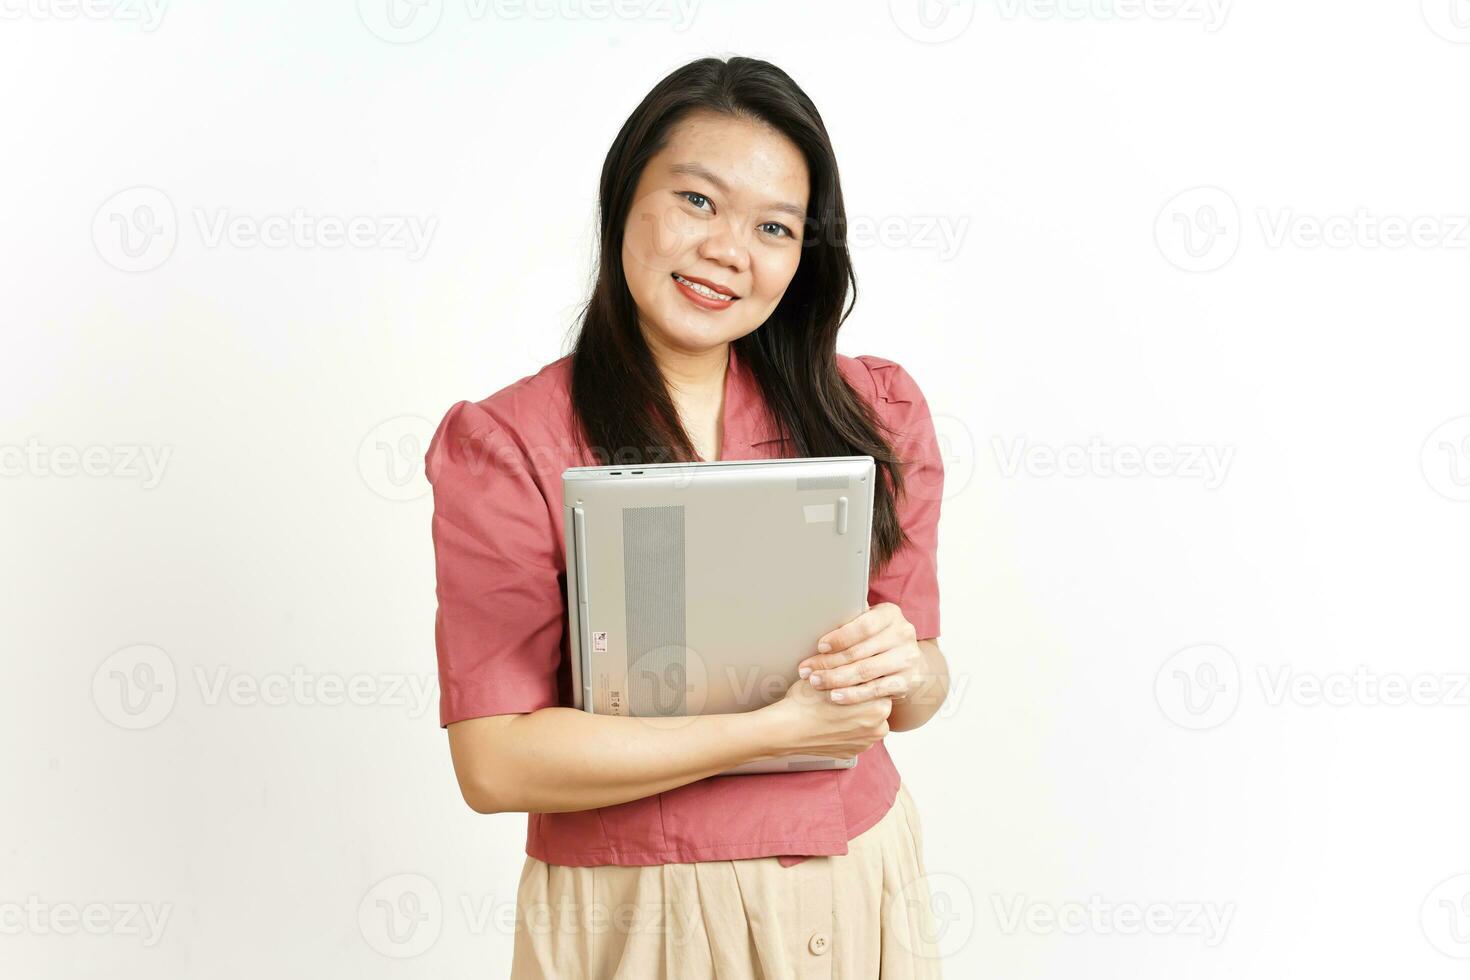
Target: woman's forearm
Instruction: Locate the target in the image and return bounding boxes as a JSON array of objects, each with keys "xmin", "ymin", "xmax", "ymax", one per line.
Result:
[
  {"xmin": 447, "ymin": 706, "xmax": 788, "ymax": 814},
  {"xmin": 887, "ymin": 639, "xmax": 950, "ymax": 732}
]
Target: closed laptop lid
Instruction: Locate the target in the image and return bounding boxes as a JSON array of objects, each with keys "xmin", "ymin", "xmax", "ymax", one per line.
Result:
[{"xmin": 563, "ymin": 456, "xmax": 875, "ymax": 719}]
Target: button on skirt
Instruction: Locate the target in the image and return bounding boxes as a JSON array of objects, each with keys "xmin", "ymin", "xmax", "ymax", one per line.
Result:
[{"xmin": 509, "ymin": 781, "xmax": 944, "ymax": 979}]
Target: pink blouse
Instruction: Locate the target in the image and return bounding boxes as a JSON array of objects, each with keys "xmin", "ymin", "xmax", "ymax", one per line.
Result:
[{"xmin": 425, "ymin": 342, "xmax": 943, "ymax": 867}]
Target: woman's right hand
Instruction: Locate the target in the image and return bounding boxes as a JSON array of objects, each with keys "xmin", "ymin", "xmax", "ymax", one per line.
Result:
[{"xmin": 757, "ymin": 676, "xmax": 893, "ymax": 761}]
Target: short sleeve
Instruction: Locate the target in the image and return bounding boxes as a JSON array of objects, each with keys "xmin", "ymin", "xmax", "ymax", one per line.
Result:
[
  {"xmin": 857, "ymin": 356, "xmax": 944, "ymax": 640},
  {"xmin": 425, "ymin": 399, "xmax": 565, "ymax": 727}
]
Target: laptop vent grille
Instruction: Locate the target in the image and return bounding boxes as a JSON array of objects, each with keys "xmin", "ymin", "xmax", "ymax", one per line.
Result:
[
  {"xmin": 622, "ymin": 505, "xmax": 687, "ymax": 717},
  {"xmin": 787, "ymin": 759, "xmax": 840, "ymax": 771},
  {"xmin": 796, "ymin": 475, "xmax": 850, "ymax": 491}
]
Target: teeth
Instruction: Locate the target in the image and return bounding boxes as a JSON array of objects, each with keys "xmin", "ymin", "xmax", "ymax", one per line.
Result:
[{"xmin": 673, "ymin": 273, "xmax": 734, "ymax": 301}]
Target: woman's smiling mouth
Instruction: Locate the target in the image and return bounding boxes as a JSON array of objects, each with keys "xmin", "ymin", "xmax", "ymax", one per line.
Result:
[{"xmin": 671, "ymin": 272, "xmax": 740, "ymax": 308}]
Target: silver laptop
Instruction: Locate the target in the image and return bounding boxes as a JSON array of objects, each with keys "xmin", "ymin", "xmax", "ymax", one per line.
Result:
[{"xmin": 563, "ymin": 455, "xmax": 875, "ymax": 775}]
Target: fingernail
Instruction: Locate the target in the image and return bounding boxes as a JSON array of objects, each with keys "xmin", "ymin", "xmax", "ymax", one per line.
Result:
[
  {"xmin": 817, "ymin": 642, "xmax": 831, "ymax": 653},
  {"xmin": 798, "ymin": 666, "xmax": 811, "ymax": 679},
  {"xmin": 830, "ymin": 690, "xmax": 844, "ymax": 702},
  {"xmin": 809, "ymin": 673, "xmax": 823, "ymax": 688}
]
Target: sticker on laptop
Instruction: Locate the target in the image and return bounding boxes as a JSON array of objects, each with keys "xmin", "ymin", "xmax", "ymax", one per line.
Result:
[{"xmin": 593, "ymin": 631, "xmax": 608, "ymax": 653}]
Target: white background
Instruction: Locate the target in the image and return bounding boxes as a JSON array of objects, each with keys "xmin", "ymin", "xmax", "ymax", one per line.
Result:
[{"xmin": 4, "ymin": 0, "xmax": 1470, "ymax": 976}]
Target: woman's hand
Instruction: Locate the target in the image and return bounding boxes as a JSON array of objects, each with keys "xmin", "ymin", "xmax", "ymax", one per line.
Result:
[
  {"xmin": 795, "ymin": 602, "xmax": 924, "ymax": 706},
  {"xmin": 758, "ymin": 677, "xmax": 893, "ymax": 761}
]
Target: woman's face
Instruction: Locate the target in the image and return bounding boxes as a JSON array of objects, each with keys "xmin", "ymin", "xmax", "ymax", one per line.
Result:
[{"xmin": 621, "ymin": 109, "xmax": 810, "ymax": 355}]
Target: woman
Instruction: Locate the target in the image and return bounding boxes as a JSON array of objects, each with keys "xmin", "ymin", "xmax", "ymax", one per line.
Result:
[{"xmin": 425, "ymin": 55, "xmax": 951, "ymax": 978}]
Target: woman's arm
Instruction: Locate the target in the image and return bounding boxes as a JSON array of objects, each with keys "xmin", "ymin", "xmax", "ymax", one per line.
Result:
[
  {"xmin": 886, "ymin": 639, "xmax": 950, "ymax": 732},
  {"xmin": 448, "ymin": 677, "xmax": 896, "ymax": 814},
  {"xmin": 449, "ymin": 708, "xmax": 778, "ymax": 814}
]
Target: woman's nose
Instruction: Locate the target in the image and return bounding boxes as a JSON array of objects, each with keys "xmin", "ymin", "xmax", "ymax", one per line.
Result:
[{"xmin": 697, "ymin": 214, "xmax": 750, "ymax": 272}]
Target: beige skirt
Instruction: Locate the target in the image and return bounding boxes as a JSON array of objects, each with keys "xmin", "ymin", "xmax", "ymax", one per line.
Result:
[{"xmin": 509, "ymin": 781, "xmax": 943, "ymax": 979}]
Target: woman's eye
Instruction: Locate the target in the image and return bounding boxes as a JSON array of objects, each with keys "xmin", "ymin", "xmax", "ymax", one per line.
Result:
[
  {"xmin": 760, "ymin": 222, "xmax": 793, "ymax": 239},
  {"xmin": 680, "ymin": 191, "xmax": 712, "ymax": 211}
]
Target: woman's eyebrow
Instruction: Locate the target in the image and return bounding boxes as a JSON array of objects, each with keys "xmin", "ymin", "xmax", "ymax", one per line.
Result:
[{"xmin": 668, "ymin": 162, "xmax": 807, "ymax": 220}]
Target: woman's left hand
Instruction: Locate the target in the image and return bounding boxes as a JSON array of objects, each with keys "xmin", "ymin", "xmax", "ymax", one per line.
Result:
[{"xmin": 795, "ymin": 602, "xmax": 924, "ymax": 705}]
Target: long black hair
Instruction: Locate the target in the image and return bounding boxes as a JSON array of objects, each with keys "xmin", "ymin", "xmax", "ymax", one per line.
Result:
[{"xmin": 567, "ymin": 55, "xmax": 913, "ymax": 571}]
